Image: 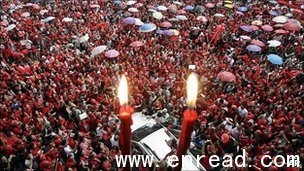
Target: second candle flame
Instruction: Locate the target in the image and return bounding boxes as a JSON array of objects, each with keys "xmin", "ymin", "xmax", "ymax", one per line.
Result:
[
  {"xmin": 187, "ymin": 73, "xmax": 198, "ymax": 108},
  {"xmin": 118, "ymin": 75, "xmax": 128, "ymax": 106}
]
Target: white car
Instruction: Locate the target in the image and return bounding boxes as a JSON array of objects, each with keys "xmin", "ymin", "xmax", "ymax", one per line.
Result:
[{"xmin": 131, "ymin": 112, "xmax": 206, "ymax": 171}]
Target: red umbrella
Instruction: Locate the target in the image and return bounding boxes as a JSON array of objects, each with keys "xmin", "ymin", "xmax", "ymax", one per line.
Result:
[
  {"xmin": 261, "ymin": 25, "xmax": 273, "ymax": 31},
  {"xmin": 160, "ymin": 22, "xmax": 172, "ymax": 28},
  {"xmin": 284, "ymin": 21, "xmax": 302, "ymax": 31},
  {"xmin": 217, "ymin": 71, "xmax": 236, "ymax": 82},
  {"xmin": 251, "ymin": 39, "xmax": 265, "ymax": 47},
  {"xmin": 275, "ymin": 29, "xmax": 288, "ymax": 34},
  {"xmin": 130, "ymin": 41, "xmax": 145, "ymax": 48}
]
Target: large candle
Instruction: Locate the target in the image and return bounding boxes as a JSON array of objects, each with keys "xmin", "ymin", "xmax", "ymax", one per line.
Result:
[
  {"xmin": 118, "ymin": 75, "xmax": 133, "ymax": 171},
  {"xmin": 175, "ymin": 73, "xmax": 198, "ymax": 171}
]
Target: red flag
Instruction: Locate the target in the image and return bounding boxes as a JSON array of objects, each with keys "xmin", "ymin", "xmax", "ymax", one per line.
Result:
[{"xmin": 210, "ymin": 24, "xmax": 225, "ymax": 45}]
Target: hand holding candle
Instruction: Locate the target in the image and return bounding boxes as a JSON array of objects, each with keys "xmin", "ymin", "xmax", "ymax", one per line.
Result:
[
  {"xmin": 118, "ymin": 75, "xmax": 134, "ymax": 170},
  {"xmin": 175, "ymin": 73, "xmax": 199, "ymax": 171}
]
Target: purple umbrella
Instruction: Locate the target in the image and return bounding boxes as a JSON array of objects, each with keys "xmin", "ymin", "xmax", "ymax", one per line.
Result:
[
  {"xmin": 164, "ymin": 30, "xmax": 174, "ymax": 36},
  {"xmin": 246, "ymin": 45, "xmax": 261, "ymax": 52},
  {"xmin": 123, "ymin": 17, "xmax": 136, "ymax": 24},
  {"xmin": 240, "ymin": 25, "xmax": 252, "ymax": 32},
  {"xmin": 105, "ymin": 49, "xmax": 120, "ymax": 58}
]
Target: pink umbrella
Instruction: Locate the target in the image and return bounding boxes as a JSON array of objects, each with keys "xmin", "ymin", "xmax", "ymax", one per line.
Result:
[
  {"xmin": 275, "ymin": 29, "xmax": 288, "ymax": 34},
  {"xmin": 130, "ymin": 41, "xmax": 145, "ymax": 48},
  {"xmin": 32, "ymin": 4, "xmax": 40, "ymax": 9},
  {"xmin": 261, "ymin": 25, "xmax": 273, "ymax": 31},
  {"xmin": 251, "ymin": 39, "xmax": 265, "ymax": 47},
  {"xmin": 105, "ymin": 49, "xmax": 120, "ymax": 58},
  {"xmin": 160, "ymin": 21, "xmax": 172, "ymax": 28},
  {"xmin": 218, "ymin": 71, "xmax": 236, "ymax": 82},
  {"xmin": 168, "ymin": 4, "xmax": 177, "ymax": 12},
  {"xmin": 274, "ymin": 24, "xmax": 284, "ymax": 28},
  {"xmin": 0, "ymin": 20, "xmax": 9, "ymax": 26},
  {"xmin": 284, "ymin": 19, "xmax": 302, "ymax": 31},
  {"xmin": 250, "ymin": 25, "xmax": 260, "ymax": 31},
  {"xmin": 135, "ymin": 3, "xmax": 144, "ymax": 8},
  {"xmin": 205, "ymin": 3, "xmax": 215, "ymax": 8}
]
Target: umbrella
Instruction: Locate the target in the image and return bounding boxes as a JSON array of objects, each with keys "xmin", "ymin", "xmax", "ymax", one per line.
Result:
[
  {"xmin": 128, "ymin": 8, "xmax": 138, "ymax": 12},
  {"xmin": 153, "ymin": 12, "xmax": 163, "ymax": 20},
  {"xmin": 178, "ymin": 10, "xmax": 187, "ymax": 14},
  {"xmin": 285, "ymin": 13, "xmax": 293, "ymax": 18},
  {"xmin": 90, "ymin": 4, "xmax": 100, "ymax": 8},
  {"xmin": 214, "ymin": 13, "xmax": 225, "ymax": 17},
  {"xmin": 163, "ymin": 30, "xmax": 174, "ymax": 36},
  {"xmin": 218, "ymin": 71, "xmax": 236, "ymax": 82},
  {"xmin": 267, "ymin": 40, "xmax": 281, "ymax": 47},
  {"xmin": 114, "ymin": 1, "xmax": 122, "ymax": 5},
  {"xmin": 134, "ymin": 18, "xmax": 144, "ymax": 25},
  {"xmin": 240, "ymin": 25, "xmax": 252, "ymax": 32},
  {"xmin": 284, "ymin": 19, "xmax": 302, "ymax": 31},
  {"xmin": 275, "ymin": 29, "xmax": 288, "ymax": 34},
  {"xmin": 240, "ymin": 35, "xmax": 251, "ymax": 40},
  {"xmin": 267, "ymin": 54, "xmax": 283, "ymax": 65},
  {"xmin": 251, "ymin": 20, "xmax": 262, "ymax": 26},
  {"xmin": 40, "ymin": 9, "xmax": 48, "ymax": 15},
  {"xmin": 62, "ymin": 17, "xmax": 73, "ymax": 22},
  {"xmin": 148, "ymin": 9, "xmax": 157, "ymax": 13},
  {"xmin": 20, "ymin": 40, "xmax": 32, "ymax": 46},
  {"xmin": 224, "ymin": 0, "xmax": 232, "ymax": 3},
  {"xmin": 135, "ymin": 3, "xmax": 143, "ymax": 8},
  {"xmin": 175, "ymin": 15, "xmax": 187, "ymax": 20},
  {"xmin": 123, "ymin": 17, "xmax": 136, "ymax": 24},
  {"xmin": 235, "ymin": 11, "xmax": 244, "ymax": 15},
  {"xmin": 105, "ymin": 49, "xmax": 120, "ymax": 58},
  {"xmin": 250, "ymin": 25, "xmax": 260, "ymax": 31},
  {"xmin": 197, "ymin": 16, "xmax": 207, "ymax": 22},
  {"xmin": 0, "ymin": 20, "xmax": 9, "ymax": 26},
  {"xmin": 168, "ymin": 18, "xmax": 179, "ymax": 22},
  {"xmin": 246, "ymin": 45, "xmax": 261, "ymax": 52},
  {"xmin": 269, "ymin": 1, "xmax": 278, "ymax": 4},
  {"xmin": 251, "ymin": 40, "xmax": 265, "ymax": 47},
  {"xmin": 79, "ymin": 34, "xmax": 89, "ymax": 43},
  {"xmin": 205, "ymin": 3, "xmax": 215, "ymax": 8},
  {"xmin": 168, "ymin": 4, "xmax": 177, "ymax": 12},
  {"xmin": 261, "ymin": 25, "xmax": 273, "ymax": 31},
  {"xmin": 238, "ymin": 6, "xmax": 248, "ymax": 12},
  {"xmin": 126, "ymin": 0, "xmax": 136, "ymax": 5},
  {"xmin": 21, "ymin": 12, "xmax": 30, "ymax": 18},
  {"xmin": 170, "ymin": 29, "xmax": 179, "ymax": 36},
  {"xmin": 6, "ymin": 24, "xmax": 16, "ymax": 31},
  {"xmin": 139, "ymin": 23, "xmax": 157, "ymax": 32},
  {"xmin": 173, "ymin": 1, "xmax": 182, "ymax": 6},
  {"xmin": 42, "ymin": 16, "xmax": 55, "ymax": 23},
  {"xmin": 224, "ymin": 4, "xmax": 233, "ymax": 9},
  {"xmin": 160, "ymin": 21, "xmax": 172, "ymax": 28},
  {"xmin": 130, "ymin": 41, "xmax": 145, "ymax": 47},
  {"xmin": 91, "ymin": 45, "xmax": 107, "ymax": 57},
  {"xmin": 274, "ymin": 24, "xmax": 284, "ymax": 27},
  {"xmin": 269, "ymin": 11, "xmax": 279, "ymax": 16},
  {"xmin": 157, "ymin": 6, "xmax": 167, "ymax": 11},
  {"xmin": 272, "ymin": 16, "xmax": 287, "ymax": 23},
  {"xmin": 184, "ymin": 5, "xmax": 194, "ymax": 10},
  {"xmin": 291, "ymin": 9, "xmax": 303, "ymax": 14}
]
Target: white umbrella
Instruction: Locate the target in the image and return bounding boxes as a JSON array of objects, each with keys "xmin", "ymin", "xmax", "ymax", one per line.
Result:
[
  {"xmin": 20, "ymin": 40, "xmax": 32, "ymax": 46},
  {"xmin": 157, "ymin": 6, "xmax": 167, "ymax": 11},
  {"xmin": 62, "ymin": 17, "xmax": 73, "ymax": 22},
  {"xmin": 168, "ymin": 18, "xmax": 179, "ymax": 22},
  {"xmin": 173, "ymin": 1, "xmax": 182, "ymax": 6},
  {"xmin": 21, "ymin": 12, "xmax": 30, "ymax": 18},
  {"xmin": 267, "ymin": 40, "xmax": 281, "ymax": 47},
  {"xmin": 90, "ymin": 4, "xmax": 100, "ymax": 8},
  {"xmin": 272, "ymin": 16, "xmax": 287, "ymax": 23},
  {"xmin": 79, "ymin": 34, "xmax": 89, "ymax": 43},
  {"xmin": 197, "ymin": 16, "xmax": 207, "ymax": 22},
  {"xmin": 128, "ymin": 8, "xmax": 138, "ymax": 13},
  {"xmin": 153, "ymin": 12, "xmax": 163, "ymax": 20},
  {"xmin": 91, "ymin": 45, "xmax": 107, "ymax": 57},
  {"xmin": 126, "ymin": 1, "xmax": 137, "ymax": 5},
  {"xmin": 40, "ymin": 9, "xmax": 48, "ymax": 15},
  {"xmin": 148, "ymin": 9, "xmax": 157, "ymax": 13},
  {"xmin": 175, "ymin": 15, "xmax": 187, "ymax": 20},
  {"xmin": 240, "ymin": 35, "xmax": 251, "ymax": 40},
  {"xmin": 6, "ymin": 24, "xmax": 16, "ymax": 32},
  {"xmin": 214, "ymin": 13, "xmax": 225, "ymax": 17},
  {"xmin": 135, "ymin": 18, "xmax": 144, "ymax": 25},
  {"xmin": 42, "ymin": 16, "xmax": 55, "ymax": 23}
]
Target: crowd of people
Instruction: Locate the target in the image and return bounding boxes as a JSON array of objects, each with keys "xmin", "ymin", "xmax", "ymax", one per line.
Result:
[{"xmin": 0, "ymin": 0, "xmax": 303, "ymax": 170}]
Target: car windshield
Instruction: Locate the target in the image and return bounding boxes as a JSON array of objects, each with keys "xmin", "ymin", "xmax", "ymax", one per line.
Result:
[{"xmin": 132, "ymin": 124, "xmax": 162, "ymax": 142}]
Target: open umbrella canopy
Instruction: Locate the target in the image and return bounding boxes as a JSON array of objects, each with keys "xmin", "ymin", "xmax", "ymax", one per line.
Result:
[
  {"xmin": 240, "ymin": 35, "xmax": 251, "ymax": 40},
  {"xmin": 160, "ymin": 21, "xmax": 172, "ymax": 28},
  {"xmin": 205, "ymin": 3, "xmax": 215, "ymax": 8},
  {"xmin": 246, "ymin": 45, "xmax": 261, "ymax": 52},
  {"xmin": 42, "ymin": 16, "xmax": 55, "ymax": 23},
  {"xmin": 224, "ymin": 4, "xmax": 233, "ymax": 9},
  {"xmin": 267, "ymin": 54, "xmax": 283, "ymax": 65},
  {"xmin": 250, "ymin": 25, "xmax": 260, "ymax": 31},
  {"xmin": 6, "ymin": 24, "xmax": 16, "ymax": 31},
  {"xmin": 79, "ymin": 34, "xmax": 89, "ymax": 43},
  {"xmin": 275, "ymin": 29, "xmax": 288, "ymax": 34},
  {"xmin": 272, "ymin": 16, "xmax": 288, "ymax": 23},
  {"xmin": 184, "ymin": 5, "xmax": 194, "ymax": 10},
  {"xmin": 139, "ymin": 23, "xmax": 157, "ymax": 32},
  {"xmin": 173, "ymin": 1, "xmax": 182, "ymax": 6},
  {"xmin": 123, "ymin": 17, "xmax": 136, "ymax": 24},
  {"xmin": 261, "ymin": 25, "xmax": 273, "ymax": 31},
  {"xmin": 130, "ymin": 41, "xmax": 145, "ymax": 47},
  {"xmin": 251, "ymin": 40, "xmax": 265, "ymax": 47},
  {"xmin": 238, "ymin": 6, "xmax": 248, "ymax": 12},
  {"xmin": 214, "ymin": 13, "xmax": 225, "ymax": 17},
  {"xmin": 267, "ymin": 40, "xmax": 281, "ymax": 47},
  {"xmin": 197, "ymin": 16, "xmax": 208, "ymax": 22},
  {"xmin": 91, "ymin": 45, "xmax": 107, "ymax": 57},
  {"xmin": 62, "ymin": 17, "xmax": 73, "ymax": 22},
  {"xmin": 153, "ymin": 12, "xmax": 163, "ymax": 20},
  {"xmin": 175, "ymin": 15, "xmax": 187, "ymax": 20},
  {"xmin": 157, "ymin": 6, "xmax": 167, "ymax": 11},
  {"xmin": 240, "ymin": 25, "xmax": 252, "ymax": 32},
  {"xmin": 251, "ymin": 20, "xmax": 262, "ymax": 26},
  {"xmin": 126, "ymin": 0, "xmax": 136, "ymax": 5},
  {"xmin": 21, "ymin": 12, "xmax": 30, "ymax": 18},
  {"xmin": 134, "ymin": 18, "xmax": 144, "ymax": 25},
  {"xmin": 269, "ymin": 11, "xmax": 279, "ymax": 16},
  {"xmin": 284, "ymin": 19, "xmax": 302, "ymax": 31},
  {"xmin": 218, "ymin": 71, "xmax": 236, "ymax": 82},
  {"xmin": 105, "ymin": 49, "xmax": 120, "ymax": 58}
]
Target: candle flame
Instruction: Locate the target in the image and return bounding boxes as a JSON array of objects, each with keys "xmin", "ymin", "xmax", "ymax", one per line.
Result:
[
  {"xmin": 118, "ymin": 75, "xmax": 128, "ymax": 105},
  {"xmin": 187, "ymin": 73, "xmax": 198, "ymax": 108}
]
